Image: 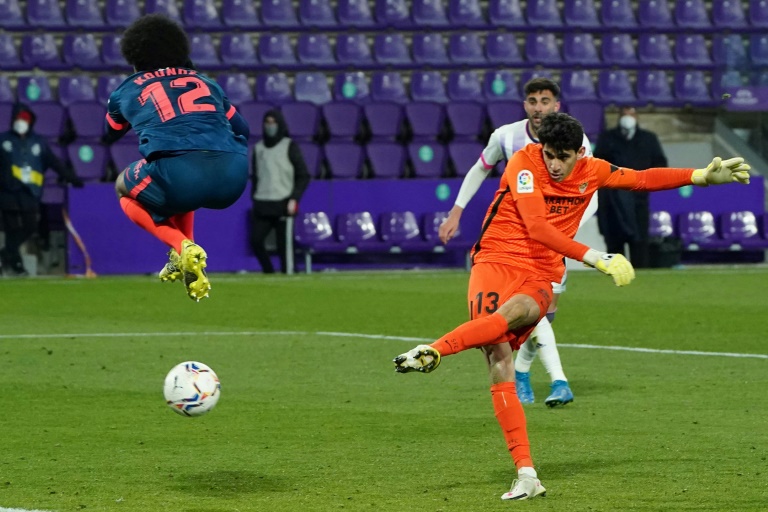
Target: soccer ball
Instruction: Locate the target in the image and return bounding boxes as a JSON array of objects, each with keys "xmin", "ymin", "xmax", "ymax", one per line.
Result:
[{"xmin": 163, "ymin": 361, "xmax": 221, "ymax": 417}]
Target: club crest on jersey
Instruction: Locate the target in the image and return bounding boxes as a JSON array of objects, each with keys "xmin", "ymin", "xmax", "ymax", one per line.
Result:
[
  {"xmin": 579, "ymin": 182, "xmax": 588, "ymax": 193},
  {"xmin": 517, "ymin": 170, "xmax": 534, "ymax": 193}
]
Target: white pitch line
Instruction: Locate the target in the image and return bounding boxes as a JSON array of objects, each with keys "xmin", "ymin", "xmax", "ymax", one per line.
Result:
[
  {"xmin": 0, "ymin": 507, "xmax": 55, "ymax": 512},
  {"xmin": 0, "ymin": 330, "xmax": 765, "ymax": 360}
]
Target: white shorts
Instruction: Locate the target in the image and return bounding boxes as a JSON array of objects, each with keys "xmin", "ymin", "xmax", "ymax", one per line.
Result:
[{"xmin": 552, "ymin": 268, "xmax": 567, "ymax": 295}]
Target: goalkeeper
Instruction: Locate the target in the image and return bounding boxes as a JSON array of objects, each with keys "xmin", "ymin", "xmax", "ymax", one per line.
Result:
[{"xmin": 392, "ymin": 113, "xmax": 750, "ymax": 501}]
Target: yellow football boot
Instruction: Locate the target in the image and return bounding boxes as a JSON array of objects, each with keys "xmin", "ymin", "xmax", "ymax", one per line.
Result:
[
  {"xmin": 180, "ymin": 239, "xmax": 210, "ymax": 302},
  {"xmin": 158, "ymin": 248, "xmax": 182, "ymax": 283}
]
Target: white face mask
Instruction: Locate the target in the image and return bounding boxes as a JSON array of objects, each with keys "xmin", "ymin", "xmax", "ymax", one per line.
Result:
[
  {"xmin": 619, "ymin": 115, "xmax": 637, "ymax": 139},
  {"xmin": 13, "ymin": 119, "xmax": 29, "ymax": 136}
]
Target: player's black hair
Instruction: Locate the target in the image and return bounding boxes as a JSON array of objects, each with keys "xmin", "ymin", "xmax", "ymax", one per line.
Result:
[
  {"xmin": 120, "ymin": 14, "xmax": 191, "ymax": 72},
  {"xmin": 523, "ymin": 77, "xmax": 560, "ymax": 100},
  {"xmin": 537, "ymin": 112, "xmax": 584, "ymax": 153}
]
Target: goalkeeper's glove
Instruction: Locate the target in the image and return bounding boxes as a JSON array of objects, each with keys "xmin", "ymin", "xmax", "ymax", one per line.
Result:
[
  {"xmin": 691, "ymin": 157, "xmax": 751, "ymax": 187},
  {"xmin": 583, "ymin": 249, "xmax": 635, "ymax": 287}
]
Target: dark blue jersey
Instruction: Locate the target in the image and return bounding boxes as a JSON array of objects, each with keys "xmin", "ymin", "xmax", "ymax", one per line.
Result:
[{"xmin": 107, "ymin": 68, "xmax": 247, "ymax": 159}]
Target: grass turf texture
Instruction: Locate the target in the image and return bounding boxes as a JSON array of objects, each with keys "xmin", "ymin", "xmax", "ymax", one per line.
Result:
[{"xmin": 1, "ymin": 268, "xmax": 767, "ymax": 512}]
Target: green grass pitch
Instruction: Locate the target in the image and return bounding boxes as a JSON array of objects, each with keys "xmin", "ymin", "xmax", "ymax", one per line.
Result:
[{"xmin": 1, "ymin": 267, "xmax": 767, "ymax": 512}]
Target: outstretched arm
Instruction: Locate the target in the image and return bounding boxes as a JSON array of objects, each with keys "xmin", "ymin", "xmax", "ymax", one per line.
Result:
[{"xmin": 596, "ymin": 157, "xmax": 750, "ymax": 191}]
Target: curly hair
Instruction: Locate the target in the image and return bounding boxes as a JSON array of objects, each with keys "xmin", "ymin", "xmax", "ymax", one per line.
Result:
[
  {"xmin": 120, "ymin": 14, "xmax": 191, "ymax": 72},
  {"xmin": 537, "ymin": 113, "xmax": 584, "ymax": 153},
  {"xmin": 523, "ymin": 77, "xmax": 560, "ymax": 100}
]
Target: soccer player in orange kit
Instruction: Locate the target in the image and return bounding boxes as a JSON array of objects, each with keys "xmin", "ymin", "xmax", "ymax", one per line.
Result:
[{"xmin": 393, "ymin": 113, "xmax": 751, "ymax": 501}]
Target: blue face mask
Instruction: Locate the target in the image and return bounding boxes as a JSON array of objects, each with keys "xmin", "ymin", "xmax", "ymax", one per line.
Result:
[{"xmin": 264, "ymin": 124, "xmax": 278, "ymax": 138}]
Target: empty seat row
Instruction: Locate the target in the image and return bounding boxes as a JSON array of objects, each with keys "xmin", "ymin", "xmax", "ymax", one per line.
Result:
[
  {"xmin": 652, "ymin": 210, "xmax": 768, "ymax": 250},
  {"xmin": 3, "ymin": 0, "xmax": 766, "ymax": 31},
  {"xmin": 8, "ymin": 31, "xmax": 768, "ymax": 73}
]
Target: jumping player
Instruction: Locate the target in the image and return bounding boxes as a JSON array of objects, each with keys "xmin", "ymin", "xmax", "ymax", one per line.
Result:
[
  {"xmin": 394, "ymin": 113, "xmax": 750, "ymax": 500},
  {"xmin": 105, "ymin": 14, "xmax": 250, "ymax": 301}
]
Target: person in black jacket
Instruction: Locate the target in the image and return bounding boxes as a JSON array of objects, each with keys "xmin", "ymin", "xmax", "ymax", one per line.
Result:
[
  {"xmin": 0, "ymin": 103, "xmax": 83, "ymax": 275},
  {"xmin": 250, "ymin": 109, "xmax": 310, "ymax": 274},
  {"xmin": 593, "ymin": 106, "xmax": 668, "ymax": 268}
]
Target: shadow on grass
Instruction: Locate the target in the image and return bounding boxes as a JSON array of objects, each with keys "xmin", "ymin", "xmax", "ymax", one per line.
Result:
[{"xmin": 172, "ymin": 470, "xmax": 289, "ymax": 496}]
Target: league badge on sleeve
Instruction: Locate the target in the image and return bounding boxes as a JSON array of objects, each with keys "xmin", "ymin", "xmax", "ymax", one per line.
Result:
[{"xmin": 517, "ymin": 170, "xmax": 534, "ymax": 193}]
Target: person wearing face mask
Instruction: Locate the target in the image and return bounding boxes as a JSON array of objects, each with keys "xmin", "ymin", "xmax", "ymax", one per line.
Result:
[
  {"xmin": 250, "ymin": 109, "xmax": 310, "ymax": 274},
  {"xmin": 0, "ymin": 103, "xmax": 84, "ymax": 276},
  {"xmin": 593, "ymin": 106, "xmax": 668, "ymax": 268}
]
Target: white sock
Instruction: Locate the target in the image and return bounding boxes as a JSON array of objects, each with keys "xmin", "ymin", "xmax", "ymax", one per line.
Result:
[
  {"xmin": 535, "ymin": 316, "xmax": 567, "ymax": 383},
  {"xmin": 518, "ymin": 467, "xmax": 537, "ymax": 479},
  {"xmin": 514, "ymin": 328, "xmax": 539, "ymax": 373}
]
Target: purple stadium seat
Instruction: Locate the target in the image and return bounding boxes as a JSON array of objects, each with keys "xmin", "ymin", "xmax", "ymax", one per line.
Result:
[
  {"xmin": 325, "ymin": 142, "xmax": 364, "ymax": 179},
  {"xmin": 601, "ymin": 0, "xmax": 637, "ymax": 27},
  {"xmin": 68, "ymin": 102, "xmax": 105, "ymax": 139},
  {"xmin": 0, "ymin": 76, "xmax": 14, "ymax": 103},
  {"xmin": 713, "ymin": 70, "xmax": 745, "ymax": 98},
  {"xmin": 256, "ymin": 73, "xmax": 293, "ymax": 104},
  {"xmin": 322, "ymin": 103, "xmax": 362, "ymax": 140},
  {"xmin": 561, "ymin": 70, "xmax": 598, "ymax": 101},
  {"xmin": 29, "ymin": 102, "xmax": 66, "ymax": 138},
  {"xmin": 750, "ymin": 34, "xmax": 768, "ymax": 67},
  {"xmin": 413, "ymin": 33, "xmax": 449, "ymax": 65},
  {"xmin": 0, "ymin": 103, "xmax": 12, "ymax": 132},
  {"xmin": 261, "ymin": 0, "xmax": 299, "ymax": 27},
  {"xmin": 281, "ymin": 102, "xmax": 320, "ymax": 141},
  {"xmin": 22, "ymin": 34, "xmax": 66, "ymax": 71},
  {"xmin": 238, "ymin": 101, "xmax": 271, "ymax": 140},
  {"xmin": 375, "ymin": 0, "xmax": 411, "ymax": 26},
  {"xmin": 363, "ymin": 103, "xmax": 404, "ymax": 139},
  {"xmin": 410, "ymin": 71, "xmax": 449, "ymax": 103},
  {"xmin": 675, "ymin": 0, "xmax": 711, "ymax": 27},
  {"xmin": 598, "ymin": 70, "xmax": 636, "ymax": 105},
  {"xmin": 567, "ymin": 101, "xmax": 604, "ymax": 140},
  {"xmin": 649, "ymin": 211, "xmax": 674, "ymax": 237},
  {"xmin": 712, "ymin": 0, "xmax": 746, "ymax": 27},
  {"xmin": 17, "ymin": 76, "xmax": 53, "ymax": 103},
  {"xmin": 405, "ymin": 102, "xmax": 445, "ymax": 140},
  {"xmin": 101, "ymin": 34, "xmax": 130, "ymax": 69},
  {"xmin": 674, "ymin": 70, "xmax": 713, "ymax": 105},
  {"xmin": 59, "ymin": 75, "xmax": 96, "ymax": 107},
  {"xmin": 484, "ymin": 70, "xmax": 521, "ymax": 102},
  {"xmin": 67, "ymin": 143, "xmax": 108, "ymax": 182},
  {"xmin": 373, "ymin": 34, "xmax": 411, "ymax": 65},
  {"xmin": 97, "ymin": 74, "xmax": 127, "ymax": 105},
  {"xmin": 336, "ymin": 212, "xmax": 386, "ymax": 250},
  {"xmin": 297, "ymin": 142, "xmax": 322, "ymax": 178},
  {"xmin": 221, "ymin": 0, "xmax": 260, "ymax": 28},
  {"xmin": 636, "ymin": 70, "xmax": 674, "ymax": 106},
  {"xmin": 1, "ymin": 0, "xmax": 26, "ymax": 29},
  {"xmin": 448, "ymin": 141, "xmax": 482, "ymax": 176},
  {"xmin": 336, "ymin": 34, "xmax": 373, "ymax": 66},
  {"xmin": 488, "ymin": 0, "xmax": 524, "ymax": 27},
  {"xmin": 295, "ymin": 72, "xmax": 332, "ymax": 105},
  {"xmin": 562, "ymin": 33, "xmax": 600, "ymax": 66},
  {"xmin": 526, "ymin": 0, "xmax": 562, "ymax": 26},
  {"xmin": 217, "ymin": 73, "xmax": 253, "ymax": 105},
  {"xmin": 366, "ymin": 142, "xmax": 406, "ymax": 178},
  {"xmin": 183, "ymin": 0, "xmax": 221, "ymax": 28},
  {"xmin": 105, "ymin": 0, "xmax": 140, "ymax": 27},
  {"xmin": 66, "ymin": 0, "xmax": 105, "ymax": 27},
  {"xmin": 189, "ymin": 33, "xmax": 222, "ymax": 70},
  {"xmin": 753, "ymin": 70, "xmax": 768, "ymax": 86},
  {"xmin": 337, "ymin": 0, "xmax": 375, "ymax": 26},
  {"xmin": 259, "ymin": 34, "xmax": 296, "ymax": 66},
  {"xmin": 447, "ymin": 71, "xmax": 483, "ymax": 102},
  {"xmin": 520, "ymin": 69, "xmax": 555, "ymax": 85},
  {"xmin": 409, "ymin": 142, "xmax": 447, "ymax": 178},
  {"xmin": 299, "ymin": 0, "xmax": 336, "ymax": 27},
  {"xmin": 449, "ymin": 33, "xmax": 485, "ymax": 65},
  {"xmin": 525, "ymin": 33, "xmax": 561, "ymax": 65},
  {"xmin": 294, "ymin": 212, "xmax": 339, "ymax": 252},
  {"xmin": 639, "ymin": 0, "xmax": 674, "ymax": 27},
  {"xmin": 110, "ymin": 141, "xmax": 142, "ymax": 171},
  {"xmin": 602, "ymin": 34, "xmax": 637, "ymax": 66},
  {"xmin": 220, "ymin": 34, "xmax": 257, "ymax": 69},
  {"xmin": 750, "ymin": 0, "xmax": 768, "ymax": 27},
  {"xmin": 379, "ymin": 211, "xmax": 429, "ymax": 250},
  {"xmin": 298, "ymin": 34, "xmax": 335, "ymax": 67},
  {"xmin": 0, "ymin": 34, "xmax": 23, "ymax": 70},
  {"xmin": 638, "ymin": 34, "xmax": 674, "ymax": 66},
  {"xmin": 334, "ymin": 72, "xmax": 371, "ymax": 103},
  {"xmin": 144, "ymin": 0, "xmax": 181, "ymax": 20},
  {"xmin": 564, "ymin": 0, "xmax": 599, "ymax": 27},
  {"xmin": 413, "ymin": 0, "xmax": 449, "ymax": 26},
  {"xmin": 63, "ymin": 34, "xmax": 104, "ymax": 71},
  {"xmin": 448, "ymin": 0, "xmax": 486, "ymax": 27},
  {"xmin": 712, "ymin": 34, "xmax": 748, "ymax": 69},
  {"xmin": 679, "ymin": 211, "xmax": 729, "ymax": 249},
  {"xmin": 446, "ymin": 102, "xmax": 484, "ymax": 139},
  {"xmin": 487, "ymin": 100, "xmax": 524, "ymax": 127},
  {"xmin": 485, "ymin": 32, "xmax": 522, "ymax": 65},
  {"xmin": 27, "ymin": 0, "xmax": 67, "ymax": 28},
  {"xmin": 675, "ymin": 34, "xmax": 712, "ymax": 67},
  {"xmin": 720, "ymin": 211, "xmax": 765, "ymax": 248},
  {"xmin": 371, "ymin": 72, "xmax": 408, "ymax": 104}
]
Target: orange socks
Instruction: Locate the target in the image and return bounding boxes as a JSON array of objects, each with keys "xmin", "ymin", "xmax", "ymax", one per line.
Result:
[
  {"xmin": 491, "ymin": 382, "xmax": 532, "ymax": 469},
  {"xmin": 119, "ymin": 197, "xmax": 186, "ymax": 254},
  {"xmin": 169, "ymin": 211, "xmax": 194, "ymax": 240},
  {"xmin": 430, "ymin": 313, "xmax": 510, "ymax": 356}
]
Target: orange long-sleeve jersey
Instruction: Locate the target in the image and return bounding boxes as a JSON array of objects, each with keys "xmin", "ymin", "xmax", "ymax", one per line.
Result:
[{"xmin": 470, "ymin": 144, "xmax": 695, "ymax": 283}]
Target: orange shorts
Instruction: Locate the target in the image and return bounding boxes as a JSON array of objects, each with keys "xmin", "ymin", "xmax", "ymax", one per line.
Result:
[{"xmin": 467, "ymin": 262, "xmax": 553, "ymax": 350}]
